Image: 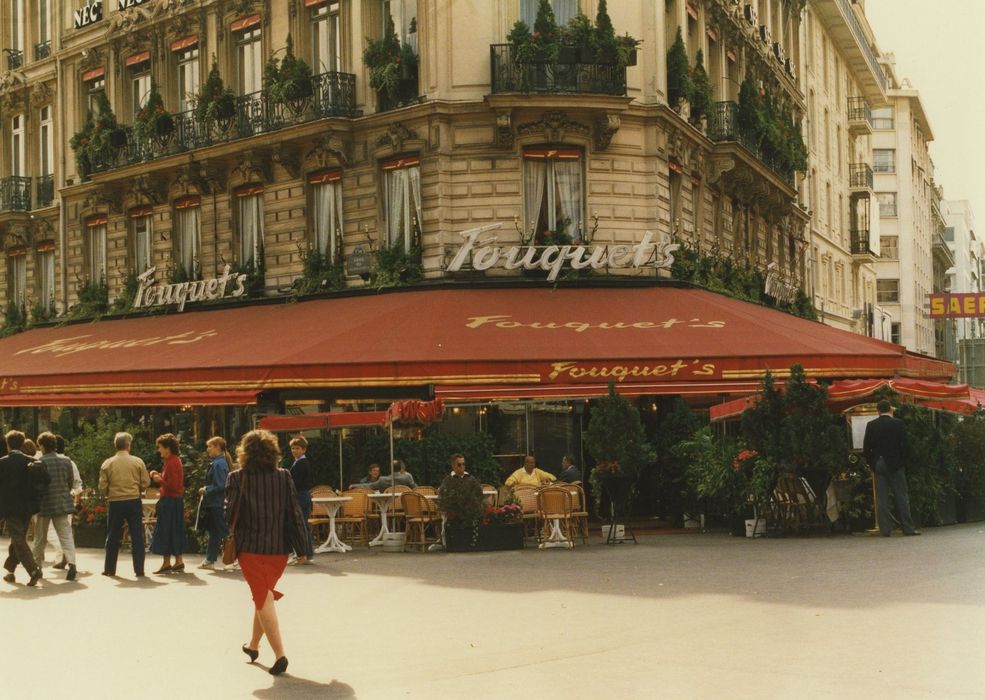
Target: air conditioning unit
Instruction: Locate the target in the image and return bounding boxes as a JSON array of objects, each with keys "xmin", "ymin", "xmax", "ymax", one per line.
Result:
[
  {"xmin": 759, "ymin": 25, "xmax": 771, "ymax": 43},
  {"xmin": 744, "ymin": 4, "xmax": 757, "ymax": 23}
]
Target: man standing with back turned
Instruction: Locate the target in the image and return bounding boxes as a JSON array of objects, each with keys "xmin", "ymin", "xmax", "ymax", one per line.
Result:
[
  {"xmin": 99, "ymin": 432, "xmax": 151, "ymax": 576},
  {"xmin": 863, "ymin": 400, "xmax": 920, "ymax": 537}
]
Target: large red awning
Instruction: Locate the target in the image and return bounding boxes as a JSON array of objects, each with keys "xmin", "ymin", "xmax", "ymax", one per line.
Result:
[{"xmin": 0, "ymin": 284, "xmax": 954, "ymax": 407}]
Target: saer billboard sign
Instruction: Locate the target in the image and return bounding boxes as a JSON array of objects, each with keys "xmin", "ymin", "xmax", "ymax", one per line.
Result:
[{"xmin": 928, "ymin": 292, "xmax": 985, "ymax": 318}]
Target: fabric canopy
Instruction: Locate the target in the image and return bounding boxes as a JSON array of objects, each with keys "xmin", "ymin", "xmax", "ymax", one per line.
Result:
[
  {"xmin": 0, "ymin": 284, "xmax": 955, "ymax": 407},
  {"xmin": 710, "ymin": 378, "xmax": 976, "ymax": 421},
  {"xmin": 257, "ymin": 411, "xmax": 390, "ymax": 431}
]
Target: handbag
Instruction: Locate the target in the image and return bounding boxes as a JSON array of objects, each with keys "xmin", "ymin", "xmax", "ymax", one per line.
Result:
[{"xmin": 222, "ymin": 472, "xmax": 246, "ymax": 565}]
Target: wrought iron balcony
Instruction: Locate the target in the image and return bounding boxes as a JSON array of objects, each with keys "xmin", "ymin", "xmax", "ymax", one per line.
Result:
[
  {"xmin": 847, "ymin": 96, "xmax": 871, "ymax": 135},
  {"xmin": 34, "ymin": 41, "xmax": 51, "ymax": 61},
  {"xmin": 489, "ymin": 44, "xmax": 627, "ymax": 96},
  {"xmin": 849, "ymin": 162, "xmax": 874, "ymax": 191},
  {"xmin": 36, "ymin": 175, "xmax": 54, "ymax": 209},
  {"xmin": 707, "ymin": 101, "xmax": 795, "ymax": 187},
  {"xmin": 0, "ymin": 176, "xmax": 31, "ymax": 211},
  {"xmin": 5, "ymin": 48, "xmax": 23, "ymax": 71},
  {"xmin": 88, "ymin": 71, "xmax": 357, "ymax": 175},
  {"xmin": 850, "ymin": 229, "xmax": 874, "ymax": 256}
]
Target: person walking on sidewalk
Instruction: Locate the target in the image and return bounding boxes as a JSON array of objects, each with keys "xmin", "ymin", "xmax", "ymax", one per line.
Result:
[
  {"xmin": 0, "ymin": 430, "xmax": 49, "ymax": 586},
  {"xmin": 863, "ymin": 400, "xmax": 921, "ymax": 537},
  {"xmin": 99, "ymin": 432, "xmax": 151, "ymax": 577},
  {"xmin": 31, "ymin": 432, "xmax": 78, "ymax": 581},
  {"xmin": 44, "ymin": 435, "xmax": 83, "ymax": 571},
  {"xmin": 198, "ymin": 436, "xmax": 231, "ymax": 570},
  {"xmin": 228, "ymin": 429, "xmax": 309, "ymax": 676},
  {"xmin": 149, "ymin": 433, "xmax": 186, "ymax": 574}
]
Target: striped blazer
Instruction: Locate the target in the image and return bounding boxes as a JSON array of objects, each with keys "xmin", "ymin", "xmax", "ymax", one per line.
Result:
[
  {"xmin": 224, "ymin": 467, "xmax": 308, "ymax": 556},
  {"xmin": 38, "ymin": 452, "xmax": 75, "ymax": 516}
]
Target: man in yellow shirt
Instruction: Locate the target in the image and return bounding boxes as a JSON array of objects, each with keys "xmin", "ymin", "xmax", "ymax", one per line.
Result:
[{"xmin": 505, "ymin": 455, "xmax": 556, "ymax": 488}]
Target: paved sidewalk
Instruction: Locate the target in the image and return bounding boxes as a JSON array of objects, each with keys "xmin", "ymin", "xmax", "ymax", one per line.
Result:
[{"xmin": 2, "ymin": 525, "xmax": 984, "ymax": 699}]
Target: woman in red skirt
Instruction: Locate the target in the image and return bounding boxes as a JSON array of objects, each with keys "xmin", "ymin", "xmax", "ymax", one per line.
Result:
[{"xmin": 226, "ymin": 430, "xmax": 308, "ymax": 676}]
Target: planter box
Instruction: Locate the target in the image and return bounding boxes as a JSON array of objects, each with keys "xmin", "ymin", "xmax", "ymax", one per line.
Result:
[
  {"xmin": 445, "ymin": 523, "xmax": 523, "ymax": 552},
  {"xmin": 958, "ymin": 494, "xmax": 985, "ymax": 523},
  {"xmin": 73, "ymin": 525, "xmax": 106, "ymax": 549}
]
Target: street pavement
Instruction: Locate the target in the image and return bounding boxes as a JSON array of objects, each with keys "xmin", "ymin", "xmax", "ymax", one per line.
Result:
[{"xmin": 2, "ymin": 525, "xmax": 984, "ymax": 699}]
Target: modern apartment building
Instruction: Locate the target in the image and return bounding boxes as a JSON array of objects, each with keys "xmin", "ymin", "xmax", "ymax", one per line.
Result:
[
  {"xmin": 802, "ymin": 0, "xmax": 885, "ymax": 336},
  {"xmin": 871, "ymin": 53, "xmax": 935, "ymax": 355}
]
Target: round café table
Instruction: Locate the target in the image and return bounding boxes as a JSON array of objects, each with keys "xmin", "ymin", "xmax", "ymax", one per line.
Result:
[{"xmin": 312, "ymin": 495, "xmax": 352, "ymax": 553}]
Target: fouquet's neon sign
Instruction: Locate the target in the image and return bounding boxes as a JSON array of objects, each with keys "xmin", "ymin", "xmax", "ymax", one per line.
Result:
[
  {"xmin": 445, "ymin": 224, "xmax": 679, "ymax": 282},
  {"xmin": 134, "ymin": 265, "xmax": 247, "ymax": 312}
]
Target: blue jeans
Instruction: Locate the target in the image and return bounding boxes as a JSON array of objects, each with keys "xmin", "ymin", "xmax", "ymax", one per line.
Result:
[
  {"xmin": 205, "ymin": 505, "xmax": 228, "ymax": 562},
  {"xmin": 297, "ymin": 490, "xmax": 314, "ymax": 558},
  {"xmin": 105, "ymin": 498, "xmax": 145, "ymax": 575}
]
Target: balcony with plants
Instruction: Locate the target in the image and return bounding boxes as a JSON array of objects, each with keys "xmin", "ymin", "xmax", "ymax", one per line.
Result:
[
  {"xmin": 74, "ymin": 43, "xmax": 357, "ymax": 178},
  {"xmin": 363, "ymin": 14, "xmax": 419, "ymax": 112},
  {"xmin": 706, "ymin": 77, "xmax": 807, "ymax": 188},
  {"xmin": 490, "ymin": 0, "xmax": 636, "ymax": 96}
]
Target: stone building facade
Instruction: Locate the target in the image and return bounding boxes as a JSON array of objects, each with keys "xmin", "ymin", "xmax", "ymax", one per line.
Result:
[{"xmin": 0, "ymin": 0, "xmax": 811, "ymax": 324}]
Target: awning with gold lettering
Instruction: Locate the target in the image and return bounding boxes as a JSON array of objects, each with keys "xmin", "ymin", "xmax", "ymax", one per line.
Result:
[{"xmin": 0, "ymin": 284, "xmax": 954, "ymax": 407}]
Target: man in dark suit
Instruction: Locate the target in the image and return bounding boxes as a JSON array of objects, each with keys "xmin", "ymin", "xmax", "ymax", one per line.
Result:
[
  {"xmin": 0, "ymin": 430, "xmax": 50, "ymax": 585},
  {"xmin": 863, "ymin": 400, "xmax": 920, "ymax": 537}
]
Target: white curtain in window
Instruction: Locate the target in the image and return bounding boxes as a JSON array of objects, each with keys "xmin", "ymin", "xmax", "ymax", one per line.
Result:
[
  {"xmin": 313, "ymin": 182, "xmax": 343, "ymax": 259},
  {"xmin": 553, "ymin": 159, "xmax": 582, "ymax": 240},
  {"xmin": 386, "ymin": 169, "xmax": 407, "ymax": 249},
  {"xmin": 553, "ymin": 0, "xmax": 576, "ymax": 26},
  {"xmin": 523, "ymin": 159, "xmax": 548, "ymax": 238},
  {"xmin": 177, "ymin": 207, "xmax": 200, "ymax": 275},
  {"xmin": 135, "ymin": 217, "xmax": 152, "ymax": 272},
  {"xmin": 239, "ymin": 194, "xmax": 263, "ymax": 264},
  {"xmin": 408, "ymin": 165, "xmax": 422, "ymax": 251},
  {"xmin": 89, "ymin": 226, "xmax": 106, "ymax": 281},
  {"xmin": 39, "ymin": 251, "xmax": 54, "ymax": 311}
]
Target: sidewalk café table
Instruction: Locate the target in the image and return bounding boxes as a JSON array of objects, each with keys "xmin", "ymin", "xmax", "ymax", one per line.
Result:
[
  {"xmin": 140, "ymin": 496, "xmax": 160, "ymax": 551},
  {"xmin": 312, "ymin": 495, "xmax": 353, "ymax": 554},
  {"xmin": 539, "ymin": 515, "xmax": 573, "ymax": 549},
  {"xmin": 424, "ymin": 491, "xmax": 498, "ymax": 551},
  {"xmin": 367, "ymin": 492, "xmax": 402, "ymax": 547}
]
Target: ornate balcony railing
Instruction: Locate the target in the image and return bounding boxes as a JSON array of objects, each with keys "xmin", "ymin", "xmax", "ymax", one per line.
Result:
[
  {"xmin": 849, "ymin": 162, "xmax": 874, "ymax": 190},
  {"xmin": 34, "ymin": 41, "xmax": 51, "ymax": 61},
  {"xmin": 835, "ymin": 0, "xmax": 887, "ymax": 93},
  {"xmin": 847, "ymin": 96, "xmax": 871, "ymax": 127},
  {"xmin": 36, "ymin": 175, "xmax": 54, "ymax": 209},
  {"xmin": 0, "ymin": 176, "xmax": 31, "ymax": 211},
  {"xmin": 850, "ymin": 229, "xmax": 873, "ymax": 255},
  {"xmin": 88, "ymin": 71, "xmax": 357, "ymax": 175},
  {"xmin": 5, "ymin": 49, "xmax": 23, "ymax": 70},
  {"xmin": 707, "ymin": 101, "xmax": 795, "ymax": 187},
  {"xmin": 489, "ymin": 44, "xmax": 627, "ymax": 96}
]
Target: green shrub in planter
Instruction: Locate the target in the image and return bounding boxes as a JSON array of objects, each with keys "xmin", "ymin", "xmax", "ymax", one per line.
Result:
[
  {"xmin": 264, "ymin": 36, "xmax": 314, "ymax": 105},
  {"xmin": 195, "ymin": 60, "xmax": 237, "ymax": 125}
]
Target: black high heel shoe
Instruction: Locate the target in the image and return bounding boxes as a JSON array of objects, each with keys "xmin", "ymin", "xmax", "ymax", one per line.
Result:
[
  {"xmin": 241, "ymin": 645, "xmax": 259, "ymax": 663},
  {"xmin": 269, "ymin": 657, "xmax": 288, "ymax": 676}
]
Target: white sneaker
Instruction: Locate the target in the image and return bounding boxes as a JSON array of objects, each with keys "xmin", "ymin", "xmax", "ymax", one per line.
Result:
[{"xmin": 198, "ymin": 561, "xmax": 215, "ymax": 570}]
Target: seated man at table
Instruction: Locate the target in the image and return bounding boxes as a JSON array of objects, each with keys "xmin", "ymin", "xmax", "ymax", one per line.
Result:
[
  {"xmin": 354, "ymin": 464, "xmax": 381, "ymax": 487},
  {"xmin": 557, "ymin": 456, "xmax": 581, "ymax": 484},
  {"xmin": 505, "ymin": 455, "xmax": 556, "ymax": 488}
]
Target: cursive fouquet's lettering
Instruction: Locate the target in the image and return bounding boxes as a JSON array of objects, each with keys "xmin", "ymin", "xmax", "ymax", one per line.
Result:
[
  {"xmin": 465, "ymin": 315, "xmax": 725, "ymax": 332},
  {"xmin": 548, "ymin": 360, "xmax": 717, "ymax": 383},
  {"xmin": 134, "ymin": 265, "xmax": 246, "ymax": 312},
  {"xmin": 14, "ymin": 330, "xmax": 220, "ymax": 358},
  {"xmin": 446, "ymin": 224, "xmax": 679, "ymax": 282}
]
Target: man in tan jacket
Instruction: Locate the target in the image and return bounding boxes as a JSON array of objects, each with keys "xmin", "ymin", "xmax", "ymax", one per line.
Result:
[{"xmin": 98, "ymin": 432, "xmax": 150, "ymax": 577}]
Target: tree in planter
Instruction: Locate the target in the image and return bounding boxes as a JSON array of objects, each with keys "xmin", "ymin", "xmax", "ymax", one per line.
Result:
[
  {"xmin": 195, "ymin": 60, "xmax": 237, "ymax": 127},
  {"xmin": 363, "ymin": 13, "xmax": 402, "ymax": 102},
  {"xmin": 70, "ymin": 92, "xmax": 125, "ymax": 175},
  {"xmin": 563, "ymin": 13, "xmax": 597, "ymax": 62},
  {"xmin": 951, "ymin": 408, "xmax": 985, "ymax": 518},
  {"xmin": 133, "ymin": 80, "xmax": 174, "ymax": 144},
  {"xmin": 736, "ymin": 76, "xmax": 763, "ymax": 145},
  {"xmin": 895, "ymin": 404, "xmax": 958, "ymax": 526},
  {"xmin": 689, "ymin": 50, "xmax": 713, "ymax": 127},
  {"xmin": 666, "ymin": 28, "xmax": 692, "ymax": 110},
  {"xmin": 1, "ymin": 300, "xmax": 26, "ymax": 337},
  {"xmin": 643, "ymin": 397, "xmax": 701, "ymax": 524},
  {"xmin": 531, "ymin": 0, "xmax": 561, "ymax": 62},
  {"xmin": 264, "ymin": 36, "xmax": 314, "ymax": 116},
  {"xmin": 594, "ymin": 0, "xmax": 617, "ymax": 63},
  {"xmin": 584, "ymin": 383, "xmax": 655, "ymax": 516}
]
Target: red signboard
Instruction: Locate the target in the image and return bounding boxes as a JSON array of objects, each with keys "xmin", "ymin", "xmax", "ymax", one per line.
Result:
[{"xmin": 928, "ymin": 293, "xmax": 985, "ymax": 318}]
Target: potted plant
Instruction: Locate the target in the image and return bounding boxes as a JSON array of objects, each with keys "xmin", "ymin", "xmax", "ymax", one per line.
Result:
[
  {"xmin": 564, "ymin": 12, "xmax": 597, "ymax": 63},
  {"xmin": 530, "ymin": 0, "xmax": 561, "ymax": 64},
  {"xmin": 616, "ymin": 34, "xmax": 640, "ymax": 67},
  {"xmin": 439, "ymin": 475, "xmax": 484, "ymax": 551},
  {"xmin": 75, "ymin": 497, "xmax": 109, "ymax": 548},
  {"xmin": 134, "ymin": 80, "xmax": 175, "ymax": 146},
  {"xmin": 666, "ymin": 27, "xmax": 692, "ymax": 112},
  {"xmin": 952, "ymin": 407, "xmax": 985, "ymax": 522},
  {"xmin": 689, "ymin": 50, "xmax": 713, "ymax": 128},
  {"xmin": 584, "ymin": 383, "xmax": 655, "ymax": 521},
  {"xmin": 370, "ymin": 244, "xmax": 423, "ymax": 288},
  {"xmin": 363, "ymin": 13, "xmax": 402, "ymax": 105},
  {"xmin": 195, "ymin": 60, "xmax": 237, "ymax": 131},
  {"xmin": 264, "ymin": 36, "xmax": 314, "ymax": 118}
]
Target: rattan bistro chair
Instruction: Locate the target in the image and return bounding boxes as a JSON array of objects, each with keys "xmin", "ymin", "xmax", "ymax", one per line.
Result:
[
  {"xmin": 480, "ymin": 483, "xmax": 498, "ymax": 507},
  {"xmin": 514, "ymin": 487, "xmax": 540, "ymax": 540},
  {"xmin": 537, "ymin": 486, "xmax": 574, "ymax": 548},
  {"xmin": 414, "ymin": 485, "xmax": 438, "ymax": 497},
  {"xmin": 141, "ymin": 487, "xmax": 160, "ymax": 551},
  {"xmin": 383, "ymin": 485, "xmax": 412, "ymax": 531},
  {"xmin": 401, "ymin": 491, "xmax": 440, "ymax": 552},
  {"xmin": 563, "ymin": 483, "xmax": 590, "ymax": 545},
  {"xmin": 335, "ymin": 490, "xmax": 369, "ymax": 546}
]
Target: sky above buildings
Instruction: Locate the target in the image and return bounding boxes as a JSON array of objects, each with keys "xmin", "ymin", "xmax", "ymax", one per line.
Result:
[{"xmin": 866, "ymin": 0, "xmax": 985, "ymax": 225}]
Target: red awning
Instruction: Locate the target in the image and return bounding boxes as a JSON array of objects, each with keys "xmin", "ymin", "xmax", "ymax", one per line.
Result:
[
  {"xmin": 0, "ymin": 390, "xmax": 257, "ymax": 407},
  {"xmin": 258, "ymin": 411, "xmax": 389, "ymax": 431},
  {"xmin": 0, "ymin": 285, "xmax": 955, "ymax": 407}
]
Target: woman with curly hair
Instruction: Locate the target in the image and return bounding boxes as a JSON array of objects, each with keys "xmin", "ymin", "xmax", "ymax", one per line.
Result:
[
  {"xmin": 227, "ymin": 429, "xmax": 308, "ymax": 676},
  {"xmin": 149, "ymin": 433, "xmax": 186, "ymax": 574}
]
